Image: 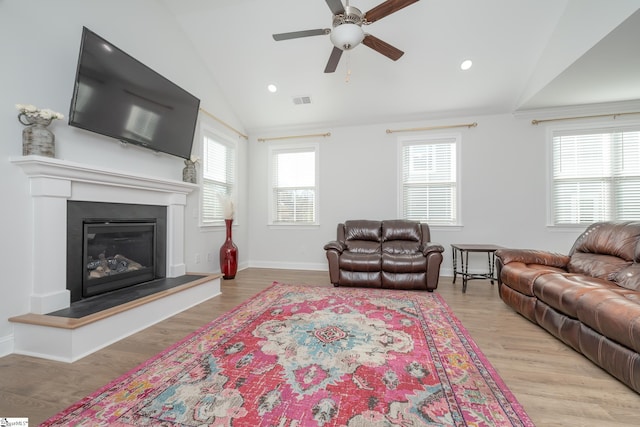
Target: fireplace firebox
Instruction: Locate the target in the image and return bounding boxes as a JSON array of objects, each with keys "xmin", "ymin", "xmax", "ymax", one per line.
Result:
[
  {"xmin": 83, "ymin": 220, "xmax": 156, "ymax": 298},
  {"xmin": 67, "ymin": 201, "xmax": 167, "ymax": 303}
]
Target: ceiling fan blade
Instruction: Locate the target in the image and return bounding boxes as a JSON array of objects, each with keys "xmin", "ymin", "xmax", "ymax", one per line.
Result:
[
  {"xmin": 273, "ymin": 29, "xmax": 330, "ymax": 41},
  {"xmin": 324, "ymin": 46, "xmax": 343, "ymax": 73},
  {"xmin": 362, "ymin": 34, "xmax": 404, "ymax": 61},
  {"xmin": 325, "ymin": 0, "xmax": 345, "ymax": 15},
  {"xmin": 365, "ymin": 0, "xmax": 419, "ymax": 23}
]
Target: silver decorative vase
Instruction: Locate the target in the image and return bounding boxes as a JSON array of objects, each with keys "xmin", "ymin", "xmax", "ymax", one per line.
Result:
[
  {"xmin": 19, "ymin": 113, "xmax": 55, "ymax": 157},
  {"xmin": 183, "ymin": 160, "xmax": 197, "ymax": 183}
]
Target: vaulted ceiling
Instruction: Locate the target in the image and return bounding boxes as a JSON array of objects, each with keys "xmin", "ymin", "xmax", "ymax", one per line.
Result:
[{"xmin": 161, "ymin": 0, "xmax": 640, "ymax": 132}]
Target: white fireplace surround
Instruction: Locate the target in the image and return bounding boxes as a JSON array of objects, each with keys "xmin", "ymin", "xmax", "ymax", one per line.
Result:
[
  {"xmin": 12, "ymin": 155, "xmax": 197, "ymax": 314},
  {"xmin": 9, "ymin": 156, "xmax": 224, "ymax": 362}
]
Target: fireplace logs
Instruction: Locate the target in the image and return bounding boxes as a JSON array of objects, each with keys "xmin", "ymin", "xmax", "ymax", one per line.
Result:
[{"xmin": 87, "ymin": 253, "xmax": 144, "ymax": 279}]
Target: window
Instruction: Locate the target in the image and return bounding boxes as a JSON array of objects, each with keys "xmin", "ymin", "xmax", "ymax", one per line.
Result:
[
  {"xmin": 399, "ymin": 135, "xmax": 459, "ymax": 225},
  {"xmin": 201, "ymin": 131, "xmax": 236, "ymax": 225},
  {"xmin": 551, "ymin": 125, "xmax": 640, "ymax": 225},
  {"xmin": 268, "ymin": 143, "xmax": 319, "ymax": 225}
]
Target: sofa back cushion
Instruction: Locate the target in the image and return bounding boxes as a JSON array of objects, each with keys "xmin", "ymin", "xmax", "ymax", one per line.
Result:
[
  {"xmin": 567, "ymin": 253, "xmax": 631, "ymax": 280},
  {"xmin": 344, "ymin": 220, "xmax": 382, "ymax": 242},
  {"xmin": 379, "ymin": 220, "xmax": 421, "ymax": 254},
  {"xmin": 382, "ymin": 220, "xmax": 421, "ymax": 242},
  {"xmin": 569, "ymin": 221, "xmax": 640, "ymax": 261},
  {"xmin": 612, "ymin": 263, "xmax": 640, "ymax": 290},
  {"xmin": 567, "ymin": 221, "xmax": 640, "ymax": 279},
  {"xmin": 344, "ymin": 220, "xmax": 382, "ymax": 254}
]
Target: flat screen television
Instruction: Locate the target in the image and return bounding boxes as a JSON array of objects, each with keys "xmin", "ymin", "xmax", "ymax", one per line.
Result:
[{"xmin": 69, "ymin": 27, "xmax": 200, "ymax": 160}]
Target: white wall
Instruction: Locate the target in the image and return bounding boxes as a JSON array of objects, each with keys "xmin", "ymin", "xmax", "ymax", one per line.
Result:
[
  {"xmin": 247, "ymin": 112, "xmax": 588, "ymax": 274},
  {"xmin": 0, "ymin": 1, "xmax": 247, "ymax": 357},
  {"xmin": 1, "ymin": 1, "xmax": 630, "ymax": 360}
]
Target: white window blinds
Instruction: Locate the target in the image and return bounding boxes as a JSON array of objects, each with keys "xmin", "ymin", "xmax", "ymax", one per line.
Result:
[
  {"xmin": 551, "ymin": 126, "xmax": 640, "ymax": 225},
  {"xmin": 269, "ymin": 145, "xmax": 318, "ymax": 225},
  {"xmin": 202, "ymin": 134, "xmax": 235, "ymax": 225},
  {"xmin": 401, "ymin": 137, "xmax": 458, "ymax": 225}
]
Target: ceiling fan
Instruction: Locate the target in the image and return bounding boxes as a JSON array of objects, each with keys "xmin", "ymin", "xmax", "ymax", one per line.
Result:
[{"xmin": 272, "ymin": 0, "xmax": 419, "ymax": 73}]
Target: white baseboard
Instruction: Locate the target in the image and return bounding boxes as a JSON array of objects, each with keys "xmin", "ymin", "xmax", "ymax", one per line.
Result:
[
  {"xmin": 245, "ymin": 263, "xmax": 469, "ymax": 278},
  {"xmin": 248, "ymin": 260, "xmax": 328, "ymax": 271},
  {"xmin": 0, "ymin": 333, "xmax": 14, "ymax": 358}
]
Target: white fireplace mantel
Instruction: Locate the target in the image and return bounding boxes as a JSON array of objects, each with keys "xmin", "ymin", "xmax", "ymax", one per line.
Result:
[
  {"xmin": 11, "ymin": 155, "xmax": 198, "ymax": 314},
  {"xmin": 11, "ymin": 155, "xmax": 197, "ymax": 199}
]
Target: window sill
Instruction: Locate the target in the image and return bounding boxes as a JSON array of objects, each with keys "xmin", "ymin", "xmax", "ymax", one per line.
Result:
[
  {"xmin": 429, "ymin": 224, "xmax": 463, "ymax": 232},
  {"xmin": 267, "ymin": 223, "xmax": 320, "ymax": 230},
  {"xmin": 546, "ymin": 224, "xmax": 589, "ymax": 232}
]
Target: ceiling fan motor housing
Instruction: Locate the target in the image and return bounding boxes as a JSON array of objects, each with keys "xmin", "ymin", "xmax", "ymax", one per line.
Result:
[
  {"xmin": 332, "ymin": 6, "xmax": 365, "ymax": 27},
  {"xmin": 331, "ymin": 6, "xmax": 365, "ymax": 50}
]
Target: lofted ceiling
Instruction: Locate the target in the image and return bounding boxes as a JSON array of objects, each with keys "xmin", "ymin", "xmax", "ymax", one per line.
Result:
[{"xmin": 161, "ymin": 0, "xmax": 640, "ymax": 132}]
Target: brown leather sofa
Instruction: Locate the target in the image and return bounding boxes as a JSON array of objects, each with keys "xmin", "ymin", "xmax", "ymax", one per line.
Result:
[
  {"xmin": 324, "ymin": 219, "xmax": 444, "ymax": 291},
  {"xmin": 495, "ymin": 221, "xmax": 640, "ymax": 393}
]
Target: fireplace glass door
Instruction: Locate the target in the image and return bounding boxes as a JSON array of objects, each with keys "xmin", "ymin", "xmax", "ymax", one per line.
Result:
[{"xmin": 83, "ymin": 220, "xmax": 156, "ymax": 298}]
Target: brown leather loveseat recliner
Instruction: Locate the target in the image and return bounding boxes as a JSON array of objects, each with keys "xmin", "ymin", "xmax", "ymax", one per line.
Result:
[
  {"xmin": 495, "ymin": 221, "xmax": 640, "ymax": 393},
  {"xmin": 324, "ymin": 219, "xmax": 444, "ymax": 291}
]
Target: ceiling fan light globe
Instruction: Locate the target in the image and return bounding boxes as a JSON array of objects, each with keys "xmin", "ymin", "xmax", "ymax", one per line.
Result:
[{"xmin": 330, "ymin": 23, "xmax": 364, "ymax": 50}]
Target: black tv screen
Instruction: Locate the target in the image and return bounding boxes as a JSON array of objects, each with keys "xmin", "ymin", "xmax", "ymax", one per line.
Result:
[{"xmin": 69, "ymin": 27, "xmax": 200, "ymax": 159}]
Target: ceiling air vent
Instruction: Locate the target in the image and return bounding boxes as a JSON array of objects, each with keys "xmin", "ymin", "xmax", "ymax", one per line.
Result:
[{"xmin": 292, "ymin": 96, "xmax": 312, "ymax": 105}]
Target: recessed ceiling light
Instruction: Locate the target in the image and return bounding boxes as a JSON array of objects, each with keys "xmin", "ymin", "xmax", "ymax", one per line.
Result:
[
  {"xmin": 267, "ymin": 84, "xmax": 278, "ymax": 93},
  {"xmin": 460, "ymin": 59, "xmax": 473, "ymax": 71}
]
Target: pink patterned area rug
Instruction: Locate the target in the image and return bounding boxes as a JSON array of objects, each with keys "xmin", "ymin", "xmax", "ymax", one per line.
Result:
[{"xmin": 42, "ymin": 283, "xmax": 533, "ymax": 426}]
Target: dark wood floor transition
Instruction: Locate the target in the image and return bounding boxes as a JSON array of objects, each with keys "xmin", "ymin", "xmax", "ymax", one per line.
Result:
[{"xmin": 1, "ymin": 268, "xmax": 638, "ymax": 426}]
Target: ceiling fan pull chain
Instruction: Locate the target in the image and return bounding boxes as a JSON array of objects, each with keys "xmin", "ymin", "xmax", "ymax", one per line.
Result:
[{"xmin": 345, "ymin": 52, "xmax": 352, "ymax": 83}]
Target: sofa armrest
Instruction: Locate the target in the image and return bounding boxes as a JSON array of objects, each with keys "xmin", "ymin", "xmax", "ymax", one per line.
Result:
[
  {"xmin": 495, "ymin": 248, "xmax": 570, "ymax": 268},
  {"xmin": 324, "ymin": 240, "xmax": 346, "ymax": 253},
  {"xmin": 421, "ymin": 242, "xmax": 445, "ymax": 256}
]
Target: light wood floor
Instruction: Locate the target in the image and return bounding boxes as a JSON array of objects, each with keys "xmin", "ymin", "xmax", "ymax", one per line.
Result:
[{"xmin": 1, "ymin": 268, "xmax": 639, "ymax": 426}]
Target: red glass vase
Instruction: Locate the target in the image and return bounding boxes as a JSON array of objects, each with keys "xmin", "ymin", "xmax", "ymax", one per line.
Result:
[{"xmin": 219, "ymin": 218, "xmax": 238, "ymax": 279}]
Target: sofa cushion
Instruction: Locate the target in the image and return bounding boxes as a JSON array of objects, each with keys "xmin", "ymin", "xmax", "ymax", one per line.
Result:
[
  {"xmin": 382, "ymin": 240, "xmax": 421, "ymax": 254},
  {"xmin": 570, "ymin": 221, "xmax": 640, "ymax": 261},
  {"xmin": 345, "ymin": 241, "xmax": 381, "ymax": 254},
  {"xmin": 339, "ymin": 252, "xmax": 381, "ymax": 270},
  {"xmin": 499, "ymin": 262, "xmax": 565, "ymax": 296},
  {"xmin": 382, "ymin": 220, "xmax": 420, "ymax": 242},
  {"xmin": 612, "ymin": 263, "xmax": 640, "ymax": 290},
  {"xmin": 381, "ymin": 253, "xmax": 427, "ymax": 273},
  {"xmin": 567, "ymin": 252, "xmax": 631, "ymax": 280},
  {"xmin": 344, "ymin": 220, "xmax": 382, "ymax": 242},
  {"xmin": 533, "ymin": 273, "xmax": 618, "ymax": 318}
]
